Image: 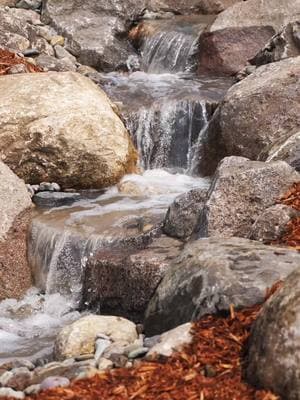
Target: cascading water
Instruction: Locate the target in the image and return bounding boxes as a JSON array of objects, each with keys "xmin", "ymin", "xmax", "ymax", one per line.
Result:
[
  {"xmin": 0, "ymin": 14, "xmax": 233, "ymax": 362},
  {"xmin": 133, "ymin": 16, "xmax": 214, "ymax": 74}
]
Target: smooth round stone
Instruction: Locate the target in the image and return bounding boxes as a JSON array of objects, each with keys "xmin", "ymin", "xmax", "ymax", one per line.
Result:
[
  {"xmin": 24, "ymin": 384, "xmax": 41, "ymax": 395},
  {"xmin": 33, "ymin": 192, "xmax": 81, "ymax": 208},
  {"xmin": 40, "ymin": 376, "xmax": 70, "ymax": 391},
  {"xmin": 97, "ymin": 358, "xmax": 113, "ymax": 371},
  {"xmin": 128, "ymin": 347, "xmax": 149, "ymax": 359},
  {"xmin": 39, "ymin": 182, "xmax": 61, "ymax": 192}
]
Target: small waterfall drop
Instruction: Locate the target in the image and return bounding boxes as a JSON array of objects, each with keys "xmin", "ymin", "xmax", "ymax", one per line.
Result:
[
  {"xmin": 128, "ymin": 99, "xmax": 208, "ymax": 170},
  {"xmin": 131, "ymin": 16, "xmax": 213, "ymax": 74}
]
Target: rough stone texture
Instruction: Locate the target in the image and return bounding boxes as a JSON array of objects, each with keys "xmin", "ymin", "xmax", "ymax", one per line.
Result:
[
  {"xmin": 81, "ymin": 236, "xmax": 183, "ymax": 322},
  {"xmin": 41, "ymin": 0, "xmax": 143, "ymax": 72},
  {"xmin": 246, "ymin": 269, "xmax": 300, "ymax": 400},
  {"xmin": 198, "ymin": 26, "xmax": 275, "ymax": 76},
  {"xmin": 0, "ymin": 161, "xmax": 32, "ymax": 300},
  {"xmin": 163, "ymin": 188, "xmax": 208, "ymax": 239},
  {"xmin": 0, "ymin": 7, "xmax": 54, "ymax": 55},
  {"xmin": 251, "ymin": 22, "xmax": 300, "ymax": 66},
  {"xmin": 0, "ymin": 72, "xmax": 137, "ymax": 189},
  {"xmin": 144, "ymin": 237, "xmax": 300, "ymax": 336},
  {"xmin": 197, "ymin": 56, "xmax": 300, "ymax": 175},
  {"xmin": 197, "ymin": 157, "xmax": 300, "ymax": 238},
  {"xmin": 0, "ymin": 367, "xmax": 32, "ymax": 391},
  {"xmin": 210, "ymin": 0, "xmax": 300, "ymax": 33},
  {"xmin": 147, "ymin": 323, "xmax": 192, "ymax": 358},
  {"xmin": 249, "ymin": 204, "xmax": 300, "ymax": 243},
  {"xmin": 0, "ymin": 0, "xmax": 17, "ymax": 5},
  {"xmin": 267, "ymin": 131, "xmax": 300, "ymax": 172},
  {"xmin": 54, "ymin": 315, "xmax": 138, "ymax": 360}
]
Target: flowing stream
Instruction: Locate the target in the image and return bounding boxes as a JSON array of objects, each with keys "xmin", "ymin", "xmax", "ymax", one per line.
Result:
[{"xmin": 0, "ymin": 15, "xmax": 232, "ymax": 362}]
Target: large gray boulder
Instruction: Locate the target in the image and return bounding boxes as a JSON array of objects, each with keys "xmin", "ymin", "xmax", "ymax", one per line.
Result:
[
  {"xmin": 197, "ymin": 157, "xmax": 299, "ymax": 238},
  {"xmin": 210, "ymin": 0, "xmax": 300, "ymax": 33},
  {"xmin": 42, "ymin": 0, "xmax": 139, "ymax": 72},
  {"xmin": 246, "ymin": 269, "xmax": 300, "ymax": 400},
  {"xmin": 144, "ymin": 237, "xmax": 300, "ymax": 335},
  {"xmin": 0, "ymin": 161, "xmax": 32, "ymax": 300},
  {"xmin": 0, "ymin": 72, "xmax": 137, "ymax": 189},
  {"xmin": 197, "ymin": 56, "xmax": 300, "ymax": 175}
]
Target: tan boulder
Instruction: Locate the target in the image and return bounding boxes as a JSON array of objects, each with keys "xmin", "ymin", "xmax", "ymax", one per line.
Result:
[
  {"xmin": 54, "ymin": 315, "xmax": 138, "ymax": 360},
  {"xmin": 0, "ymin": 72, "xmax": 137, "ymax": 189},
  {"xmin": 0, "ymin": 161, "xmax": 32, "ymax": 300}
]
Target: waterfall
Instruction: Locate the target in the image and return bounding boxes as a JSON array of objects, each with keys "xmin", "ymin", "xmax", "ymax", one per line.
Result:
[
  {"xmin": 141, "ymin": 31, "xmax": 198, "ymax": 73},
  {"xmin": 125, "ymin": 99, "xmax": 210, "ymax": 171},
  {"xmin": 28, "ymin": 221, "xmax": 105, "ymax": 307}
]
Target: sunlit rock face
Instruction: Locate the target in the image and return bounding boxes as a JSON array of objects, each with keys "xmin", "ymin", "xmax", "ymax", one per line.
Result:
[{"xmin": 0, "ymin": 72, "xmax": 137, "ymax": 189}]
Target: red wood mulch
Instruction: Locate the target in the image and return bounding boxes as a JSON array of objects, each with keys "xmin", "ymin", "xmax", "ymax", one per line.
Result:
[
  {"xmin": 0, "ymin": 48, "xmax": 42, "ymax": 75},
  {"xmin": 277, "ymin": 182, "xmax": 300, "ymax": 249},
  {"xmin": 20, "ymin": 285, "xmax": 282, "ymax": 400}
]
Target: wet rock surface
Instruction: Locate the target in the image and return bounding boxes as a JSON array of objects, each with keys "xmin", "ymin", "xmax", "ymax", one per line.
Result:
[
  {"xmin": 247, "ymin": 269, "xmax": 300, "ymax": 399},
  {"xmin": 197, "ymin": 157, "xmax": 300, "ymax": 238},
  {"xmin": 32, "ymin": 192, "xmax": 81, "ymax": 208},
  {"xmin": 144, "ymin": 237, "xmax": 300, "ymax": 335},
  {"xmin": 163, "ymin": 188, "xmax": 208, "ymax": 239},
  {"xmin": 82, "ymin": 235, "xmax": 183, "ymax": 321}
]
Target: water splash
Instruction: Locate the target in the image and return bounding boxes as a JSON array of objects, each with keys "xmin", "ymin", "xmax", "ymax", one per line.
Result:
[
  {"xmin": 127, "ymin": 99, "xmax": 209, "ymax": 170},
  {"xmin": 0, "ymin": 288, "xmax": 79, "ymax": 362}
]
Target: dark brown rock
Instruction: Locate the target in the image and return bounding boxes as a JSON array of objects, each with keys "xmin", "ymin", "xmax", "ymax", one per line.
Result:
[
  {"xmin": 246, "ymin": 269, "xmax": 300, "ymax": 399},
  {"xmin": 198, "ymin": 26, "xmax": 275, "ymax": 76},
  {"xmin": 81, "ymin": 236, "xmax": 182, "ymax": 322}
]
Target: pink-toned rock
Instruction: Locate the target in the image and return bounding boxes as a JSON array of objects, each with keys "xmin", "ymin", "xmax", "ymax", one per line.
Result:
[{"xmin": 198, "ymin": 26, "xmax": 275, "ymax": 75}]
